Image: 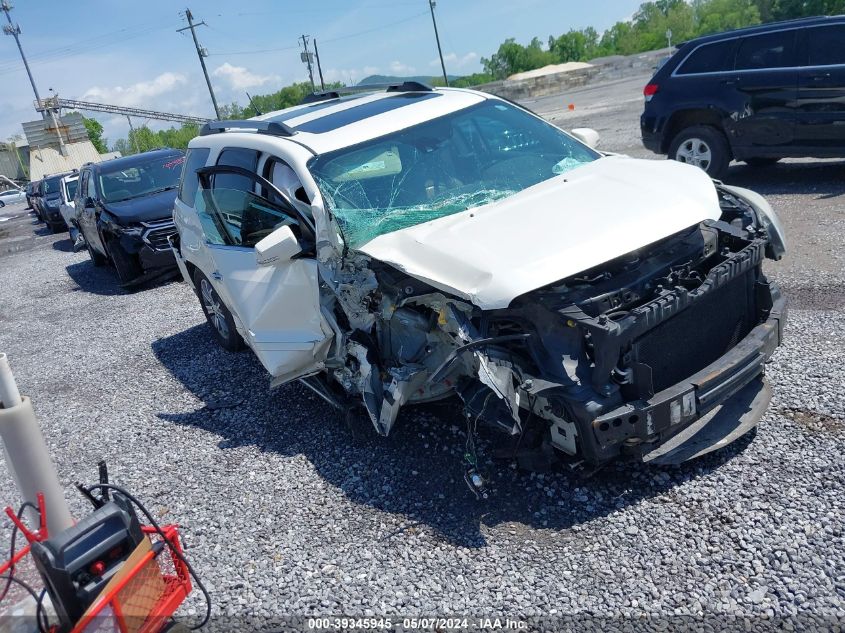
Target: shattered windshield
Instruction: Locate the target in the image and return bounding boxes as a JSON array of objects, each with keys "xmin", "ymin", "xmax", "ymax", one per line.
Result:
[{"xmin": 308, "ymin": 100, "xmax": 599, "ymax": 248}]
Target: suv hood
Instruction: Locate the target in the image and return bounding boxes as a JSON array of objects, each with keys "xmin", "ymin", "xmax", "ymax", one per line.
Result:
[
  {"xmin": 358, "ymin": 157, "xmax": 721, "ymax": 310},
  {"xmin": 103, "ymin": 188, "xmax": 178, "ymax": 224}
]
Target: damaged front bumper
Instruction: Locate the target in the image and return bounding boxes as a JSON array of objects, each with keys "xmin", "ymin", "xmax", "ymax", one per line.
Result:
[{"xmin": 586, "ymin": 288, "xmax": 786, "ymax": 464}]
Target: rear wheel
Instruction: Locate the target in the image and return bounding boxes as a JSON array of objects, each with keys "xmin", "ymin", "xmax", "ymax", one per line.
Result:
[
  {"xmin": 193, "ymin": 270, "xmax": 245, "ymax": 352},
  {"xmin": 744, "ymin": 157, "xmax": 781, "ymax": 167},
  {"xmin": 669, "ymin": 125, "xmax": 731, "ymax": 181}
]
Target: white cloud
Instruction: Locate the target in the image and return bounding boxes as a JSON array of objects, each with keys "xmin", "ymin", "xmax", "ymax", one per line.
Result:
[
  {"xmin": 81, "ymin": 72, "xmax": 188, "ymax": 108},
  {"xmin": 388, "ymin": 60, "xmax": 416, "ymax": 75},
  {"xmin": 430, "ymin": 52, "xmax": 479, "ymax": 70},
  {"xmin": 212, "ymin": 63, "xmax": 279, "ymax": 91}
]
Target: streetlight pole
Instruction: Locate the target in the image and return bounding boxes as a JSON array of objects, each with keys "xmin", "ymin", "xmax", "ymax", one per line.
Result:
[{"xmin": 428, "ymin": 0, "xmax": 448, "ymax": 86}]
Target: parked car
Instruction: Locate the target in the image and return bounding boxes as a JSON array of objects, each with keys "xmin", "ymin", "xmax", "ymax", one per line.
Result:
[
  {"xmin": 39, "ymin": 171, "xmax": 75, "ymax": 232},
  {"xmin": 24, "ymin": 182, "xmax": 34, "ymax": 208},
  {"xmin": 173, "ymin": 83, "xmax": 787, "ymax": 488},
  {"xmin": 58, "ymin": 173, "xmax": 83, "ymax": 250},
  {"xmin": 641, "ymin": 15, "xmax": 845, "ymax": 179},
  {"xmin": 30, "ymin": 179, "xmax": 44, "ymax": 220},
  {"xmin": 75, "ymin": 149, "xmax": 185, "ymax": 286},
  {"xmin": 0, "ymin": 187, "xmax": 26, "ymax": 207}
]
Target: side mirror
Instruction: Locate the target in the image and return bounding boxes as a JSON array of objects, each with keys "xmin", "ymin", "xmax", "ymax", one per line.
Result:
[
  {"xmin": 570, "ymin": 128, "xmax": 600, "ymax": 149},
  {"xmin": 255, "ymin": 225, "xmax": 301, "ymax": 266}
]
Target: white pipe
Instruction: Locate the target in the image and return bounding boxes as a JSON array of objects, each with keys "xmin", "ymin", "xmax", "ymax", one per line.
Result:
[
  {"xmin": 0, "ymin": 354, "xmax": 73, "ymax": 534},
  {"xmin": 0, "ymin": 353, "xmax": 22, "ymax": 408}
]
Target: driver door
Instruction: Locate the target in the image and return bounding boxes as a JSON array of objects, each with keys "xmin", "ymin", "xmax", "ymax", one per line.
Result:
[{"xmin": 195, "ymin": 152, "xmax": 330, "ymax": 383}]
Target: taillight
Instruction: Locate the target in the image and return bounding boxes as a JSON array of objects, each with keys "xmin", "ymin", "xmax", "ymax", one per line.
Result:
[{"xmin": 643, "ymin": 83, "xmax": 659, "ymax": 101}]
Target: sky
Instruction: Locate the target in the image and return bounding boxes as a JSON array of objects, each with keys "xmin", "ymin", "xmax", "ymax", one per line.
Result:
[{"xmin": 0, "ymin": 0, "xmax": 644, "ymax": 146}]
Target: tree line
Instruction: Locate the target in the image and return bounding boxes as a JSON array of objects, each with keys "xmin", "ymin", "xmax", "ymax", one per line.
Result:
[{"xmin": 89, "ymin": 0, "xmax": 845, "ymax": 154}]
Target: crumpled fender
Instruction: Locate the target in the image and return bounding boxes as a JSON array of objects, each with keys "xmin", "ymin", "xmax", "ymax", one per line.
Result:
[{"xmin": 718, "ymin": 183, "xmax": 787, "ymax": 261}]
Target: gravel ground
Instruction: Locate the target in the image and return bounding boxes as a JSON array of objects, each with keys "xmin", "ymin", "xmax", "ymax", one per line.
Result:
[{"xmin": 1, "ymin": 80, "xmax": 844, "ymax": 631}]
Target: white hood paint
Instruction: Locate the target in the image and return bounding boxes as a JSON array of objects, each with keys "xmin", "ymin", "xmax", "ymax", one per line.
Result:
[{"xmin": 359, "ymin": 157, "xmax": 721, "ymax": 310}]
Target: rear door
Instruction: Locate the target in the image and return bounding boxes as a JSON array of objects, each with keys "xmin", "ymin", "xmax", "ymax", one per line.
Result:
[
  {"xmin": 728, "ymin": 29, "xmax": 799, "ymax": 155},
  {"xmin": 196, "ymin": 147, "xmax": 329, "ymax": 382},
  {"xmin": 795, "ymin": 23, "xmax": 845, "ymax": 149}
]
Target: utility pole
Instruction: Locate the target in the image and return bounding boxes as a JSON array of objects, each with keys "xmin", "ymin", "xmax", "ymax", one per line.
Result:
[
  {"xmin": 300, "ymin": 34, "xmax": 315, "ymax": 91},
  {"xmin": 313, "ymin": 38, "xmax": 325, "ymax": 91},
  {"xmin": 125, "ymin": 116, "xmax": 140, "ymax": 154},
  {"xmin": 178, "ymin": 8, "xmax": 220, "ymax": 119},
  {"xmin": 1, "ymin": 1, "xmax": 40, "ymax": 105},
  {"xmin": 2, "ymin": 4, "xmax": 66, "ymax": 155},
  {"xmin": 428, "ymin": 0, "xmax": 448, "ymax": 86}
]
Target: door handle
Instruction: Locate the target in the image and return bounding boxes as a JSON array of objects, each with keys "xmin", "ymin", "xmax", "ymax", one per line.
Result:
[
  {"xmin": 720, "ymin": 77, "xmax": 739, "ymax": 86},
  {"xmin": 811, "ymin": 72, "xmax": 832, "ymax": 81},
  {"xmin": 211, "ymin": 271, "xmax": 223, "ymax": 280}
]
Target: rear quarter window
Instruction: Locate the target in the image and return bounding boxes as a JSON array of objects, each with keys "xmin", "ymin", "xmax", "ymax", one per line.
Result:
[
  {"xmin": 178, "ymin": 148, "xmax": 211, "ymax": 205},
  {"xmin": 677, "ymin": 39, "xmax": 737, "ymax": 75}
]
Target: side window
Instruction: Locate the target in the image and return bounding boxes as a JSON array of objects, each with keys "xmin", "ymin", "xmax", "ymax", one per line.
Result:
[
  {"xmin": 196, "ymin": 148, "xmax": 298, "ymax": 248},
  {"xmin": 735, "ymin": 30, "xmax": 797, "ymax": 71},
  {"xmin": 677, "ymin": 40, "xmax": 737, "ymax": 75},
  {"xmin": 178, "ymin": 147, "xmax": 210, "ymax": 205},
  {"xmin": 806, "ymin": 25, "xmax": 845, "ymax": 67},
  {"xmin": 214, "ymin": 148, "xmax": 259, "ymax": 191},
  {"xmin": 78, "ymin": 172, "xmax": 87, "ymax": 199},
  {"xmin": 85, "ymin": 172, "xmax": 96, "ymax": 200}
]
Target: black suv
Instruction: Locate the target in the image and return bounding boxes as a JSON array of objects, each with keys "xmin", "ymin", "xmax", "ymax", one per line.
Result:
[
  {"xmin": 641, "ymin": 15, "xmax": 845, "ymax": 179},
  {"xmin": 38, "ymin": 171, "xmax": 75, "ymax": 232},
  {"xmin": 75, "ymin": 148, "xmax": 185, "ymax": 286}
]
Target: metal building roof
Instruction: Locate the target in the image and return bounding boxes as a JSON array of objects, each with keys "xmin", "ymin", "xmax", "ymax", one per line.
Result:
[{"xmin": 28, "ymin": 141, "xmax": 120, "ymax": 181}]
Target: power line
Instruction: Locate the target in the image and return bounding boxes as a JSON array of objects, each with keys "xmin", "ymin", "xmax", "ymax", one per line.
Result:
[
  {"xmin": 207, "ymin": 11, "xmax": 427, "ymax": 57},
  {"xmin": 177, "ymin": 8, "xmax": 220, "ymax": 119},
  {"xmin": 0, "ymin": 23, "xmax": 173, "ymax": 72}
]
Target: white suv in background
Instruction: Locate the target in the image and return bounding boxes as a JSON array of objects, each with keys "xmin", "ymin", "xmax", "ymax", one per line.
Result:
[{"xmin": 172, "ymin": 82, "xmax": 787, "ymax": 490}]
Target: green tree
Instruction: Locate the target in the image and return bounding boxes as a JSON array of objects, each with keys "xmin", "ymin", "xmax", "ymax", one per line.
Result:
[
  {"xmin": 481, "ymin": 37, "xmax": 556, "ymax": 79},
  {"xmin": 548, "ymin": 28, "xmax": 601, "ymax": 62},
  {"xmin": 82, "ymin": 115, "xmax": 108, "ymax": 153},
  {"xmin": 694, "ymin": 0, "xmax": 760, "ymax": 37}
]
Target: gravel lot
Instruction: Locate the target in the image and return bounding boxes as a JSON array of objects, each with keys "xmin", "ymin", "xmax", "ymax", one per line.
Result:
[{"xmin": 1, "ymin": 76, "xmax": 844, "ymax": 631}]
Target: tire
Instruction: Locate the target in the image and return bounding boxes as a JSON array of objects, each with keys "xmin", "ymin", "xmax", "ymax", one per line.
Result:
[
  {"xmin": 193, "ymin": 269, "xmax": 246, "ymax": 352},
  {"xmin": 49, "ymin": 222, "xmax": 65, "ymax": 235},
  {"xmin": 744, "ymin": 157, "xmax": 781, "ymax": 167},
  {"xmin": 104, "ymin": 236, "xmax": 143, "ymax": 285},
  {"xmin": 85, "ymin": 239, "xmax": 107, "ymax": 267},
  {"xmin": 668, "ymin": 125, "xmax": 731, "ymax": 181}
]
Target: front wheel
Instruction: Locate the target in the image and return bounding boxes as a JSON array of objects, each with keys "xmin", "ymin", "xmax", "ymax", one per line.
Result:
[
  {"xmin": 668, "ymin": 125, "xmax": 731, "ymax": 181},
  {"xmin": 193, "ymin": 270, "xmax": 246, "ymax": 352}
]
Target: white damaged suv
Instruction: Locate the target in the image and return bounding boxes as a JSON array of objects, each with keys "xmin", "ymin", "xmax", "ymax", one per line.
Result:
[{"xmin": 172, "ymin": 82, "xmax": 787, "ymax": 489}]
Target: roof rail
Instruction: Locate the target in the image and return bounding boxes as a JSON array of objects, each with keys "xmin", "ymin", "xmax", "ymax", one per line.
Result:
[
  {"xmin": 298, "ymin": 81, "xmax": 435, "ymax": 105},
  {"xmin": 199, "ymin": 119, "xmax": 296, "ymax": 137}
]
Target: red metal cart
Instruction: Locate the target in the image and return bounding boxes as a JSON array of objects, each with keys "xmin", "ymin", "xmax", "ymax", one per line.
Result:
[{"xmin": 1, "ymin": 495, "xmax": 193, "ymax": 633}]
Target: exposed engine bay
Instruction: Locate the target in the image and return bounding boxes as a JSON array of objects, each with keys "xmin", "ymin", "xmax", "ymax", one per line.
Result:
[{"xmin": 303, "ymin": 184, "xmax": 787, "ymax": 493}]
